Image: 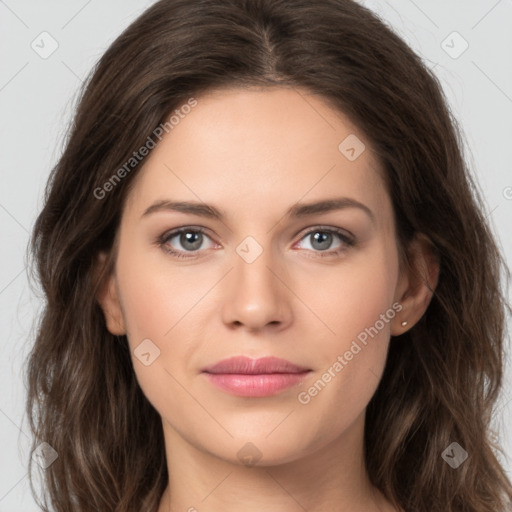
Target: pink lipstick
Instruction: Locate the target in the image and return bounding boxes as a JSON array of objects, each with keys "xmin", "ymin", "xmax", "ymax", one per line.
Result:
[{"xmin": 201, "ymin": 356, "xmax": 312, "ymax": 397}]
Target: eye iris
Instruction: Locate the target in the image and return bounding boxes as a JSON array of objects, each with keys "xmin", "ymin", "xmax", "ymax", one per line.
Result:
[
  {"xmin": 181, "ymin": 231, "xmax": 203, "ymax": 251},
  {"xmin": 311, "ymin": 231, "xmax": 332, "ymax": 250}
]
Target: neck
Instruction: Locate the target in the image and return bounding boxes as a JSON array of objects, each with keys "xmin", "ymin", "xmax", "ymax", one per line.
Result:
[{"xmin": 157, "ymin": 412, "xmax": 398, "ymax": 512}]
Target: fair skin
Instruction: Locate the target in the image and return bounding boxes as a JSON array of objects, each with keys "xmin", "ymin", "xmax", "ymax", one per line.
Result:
[{"xmin": 97, "ymin": 86, "xmax": 438, "ymax": 512}]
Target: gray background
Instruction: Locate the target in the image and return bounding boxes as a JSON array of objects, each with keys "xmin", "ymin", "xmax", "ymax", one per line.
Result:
[{"xmin": 1, "ymin": 1, "xmax": 511, "ymax": 510}]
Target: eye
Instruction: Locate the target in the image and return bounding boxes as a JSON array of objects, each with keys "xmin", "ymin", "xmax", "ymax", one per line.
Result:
[
  {"xmin": 294, "ymin": 227, "xmax": 355, "ymax": 257},
  {"xmin": 157, "ymin": 226, "xmax": 356, "ymax": 260},
  {"xmin": 158, "ymin": 227, "xmax": 217, "ymax": 259}
]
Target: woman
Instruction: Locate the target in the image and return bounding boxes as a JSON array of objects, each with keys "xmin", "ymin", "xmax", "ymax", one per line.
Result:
[{"xmin": 26, "ymin": 0, "xmax": 512, "ymax": 511}]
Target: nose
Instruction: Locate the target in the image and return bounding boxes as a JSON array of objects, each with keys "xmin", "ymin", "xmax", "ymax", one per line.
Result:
[{"xmin": 221, "ymin": 242, "xmax": 293, "ymax": 332}]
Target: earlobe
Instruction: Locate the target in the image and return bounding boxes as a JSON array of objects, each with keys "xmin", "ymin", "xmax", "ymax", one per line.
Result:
[
  {"xmin": 94, "ymin": 252, "xmax": 127, "ymax": 336},
  {"xmin": 392, "ymin": 233, "xmax": 440, "ymax": 335}
]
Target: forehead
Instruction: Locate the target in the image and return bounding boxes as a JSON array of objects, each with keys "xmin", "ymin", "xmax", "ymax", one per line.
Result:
[{"xmin": 123, "ymin": 86, "xmax": 391, "ymax": 226}]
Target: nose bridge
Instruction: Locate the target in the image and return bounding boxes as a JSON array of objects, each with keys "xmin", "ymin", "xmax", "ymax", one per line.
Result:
[
  {"xmin": 233, "ymin": 233, "xmax": 280, "ymax": 299},
  {"xmin": 221, "ymin": 233, "xmax": 292, "ymax": 329}
]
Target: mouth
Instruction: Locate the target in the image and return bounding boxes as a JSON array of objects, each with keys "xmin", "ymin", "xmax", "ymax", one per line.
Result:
[{"xmin": 201, "ymin": 356, "xmax": 312, "ymax": 397}]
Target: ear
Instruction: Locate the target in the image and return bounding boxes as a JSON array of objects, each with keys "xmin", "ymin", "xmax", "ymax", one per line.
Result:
[
  {"xmin": 391, "ymin": 233, "xmax": 440, "ymax": 335},
  {"xmin": 94, "ymin": 251, "xmax": 126, "ymax": 336}
]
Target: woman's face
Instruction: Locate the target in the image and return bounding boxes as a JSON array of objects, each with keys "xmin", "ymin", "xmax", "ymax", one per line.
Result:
[{"xmin": 101, "ymin": 86, "xmax": 409, "ymax": 466}]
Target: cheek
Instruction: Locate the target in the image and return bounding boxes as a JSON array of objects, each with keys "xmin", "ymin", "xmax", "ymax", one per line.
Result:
[
  {"xmin": 114, "ymin": 239, "xmax": 226, "ymax": 407},
  {"xmin": 295, "ymin": 245, "xmax": 398, "ymax": 419},
  {"xmin": 116, "ymin": 269, "xmax": 193, "ymax": 421},
  {"xmin": 311, "ymin": 243, "xmax": 398, "ymax": 345},
  {"xmin": 116, "ymin": 249, "xmax": 204, "ymax": 344}
]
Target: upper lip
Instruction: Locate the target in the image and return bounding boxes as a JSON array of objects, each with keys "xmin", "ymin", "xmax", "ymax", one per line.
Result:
[{"xmin": 202, "ymin": 356, "xmax": 311, "ymax": 375}]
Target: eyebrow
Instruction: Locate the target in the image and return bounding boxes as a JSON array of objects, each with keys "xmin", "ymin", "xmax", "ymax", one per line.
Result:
[{"xmin": 141, "ymin": 197, "xmax": 375, "ymax": 223}]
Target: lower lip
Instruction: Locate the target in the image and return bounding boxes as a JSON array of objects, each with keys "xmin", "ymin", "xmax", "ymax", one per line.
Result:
[{"xmin": 203, "ymin": 372, "xmax": 311, "ymax": 397}]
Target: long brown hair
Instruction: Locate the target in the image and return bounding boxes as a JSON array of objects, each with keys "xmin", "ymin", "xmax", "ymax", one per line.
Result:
[{"xmin": 26, "ymin": 0, "xmax": 512, "ymax": 510}]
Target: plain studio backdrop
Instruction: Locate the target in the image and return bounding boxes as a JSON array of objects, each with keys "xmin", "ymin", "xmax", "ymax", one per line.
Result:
[{"xmin": 1, "ymin": 1, "xmax": 511, "ymax": 510}]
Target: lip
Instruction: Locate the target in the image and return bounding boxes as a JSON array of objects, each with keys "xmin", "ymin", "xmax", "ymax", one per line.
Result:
[{"xmin": 201, "ymin": 356, "xmax": 312, "ymax": 397}]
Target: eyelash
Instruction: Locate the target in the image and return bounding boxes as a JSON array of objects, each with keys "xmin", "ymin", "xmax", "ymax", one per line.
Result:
[{"xmin": 157, "ymin": 226, "xmax": 356, "ymax": 260}]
